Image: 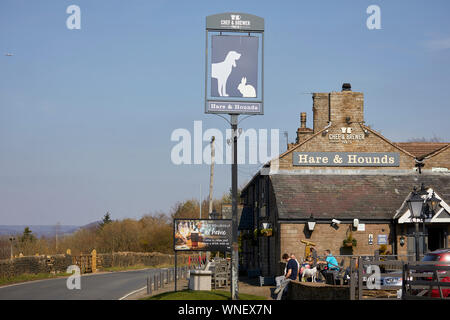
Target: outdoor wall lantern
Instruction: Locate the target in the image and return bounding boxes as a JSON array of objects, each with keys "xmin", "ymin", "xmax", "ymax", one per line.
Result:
[
  {"xmin": 261, "ymin": 222, "xmax": 271, "ymax": 230},
  {"xmin": 428, "ymin": 191, "xmax": 440, "ymax": 214},
  {"xmin": 307, "ymin": 215, "xmax": 316, "ymax": 231}
]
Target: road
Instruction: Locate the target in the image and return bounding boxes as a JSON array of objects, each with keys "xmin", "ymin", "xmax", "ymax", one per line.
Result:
[{"xmin": 0, "ymin": 267, "xmax": 172, "ymax": 300}]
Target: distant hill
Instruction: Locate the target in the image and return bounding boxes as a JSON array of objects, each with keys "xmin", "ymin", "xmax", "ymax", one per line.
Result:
[
  {"xmin": 0, "ymin": 221, "xmax": 101, "ymax": 238},
  {"xmin": 79, "ymin": 221, "xmax": 101, "ymax": 231}
]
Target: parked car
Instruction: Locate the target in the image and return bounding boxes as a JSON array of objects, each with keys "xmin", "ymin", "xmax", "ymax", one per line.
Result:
[
  {"xmin": 422, "ymin": 248, "xmax": 450, "ymax": 263},
  {"xmin": 421, "ymin": 248, "xmax": 450, "ymax": 298},
  {"xmin": 380, "ymin": 271, "xmax": 402, "ymax": 287}
]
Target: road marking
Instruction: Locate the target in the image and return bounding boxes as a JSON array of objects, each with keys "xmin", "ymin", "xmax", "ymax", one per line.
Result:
[
  {"xmin": 118, "ymin": 286, "xmax": 147, "ymax": 300},
  {"xmin": 0, "ymin": 268, "xmax": 155, "ymax": 290}
]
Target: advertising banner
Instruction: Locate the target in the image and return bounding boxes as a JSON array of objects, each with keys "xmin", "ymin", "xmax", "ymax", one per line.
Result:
[
  {"xmin": 211, "ymin": 35, "xmax": 259, "ymax": 98},
  {"xmin": 174, "ymin": 219, "xmax": 232, "ymax": 251}
]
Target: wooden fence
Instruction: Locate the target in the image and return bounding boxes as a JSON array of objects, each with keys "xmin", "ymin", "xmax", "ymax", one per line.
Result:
[
  {"xmin": 402, "ymin": 261, "xmax": 450, "ymax": 300},
  {"xmin": 351, "ymin": 258, "xmax": 404, "ymax": 300},
  {"xmin": 349, "ymin": 257, "xmax": 450, "ymax": 300},
  {"xmin": 72, "ymin": 253, "xmax": 94, "ymax": 274}
]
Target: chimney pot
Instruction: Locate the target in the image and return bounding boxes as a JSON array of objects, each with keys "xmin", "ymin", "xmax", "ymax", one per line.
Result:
[
  {"xmin": 300, "ymin": 112, "xmax": 307, "ymax": 128},
  {"xmin": 342, "ymin": 83, "xmax": 352, "ymax": 91}
]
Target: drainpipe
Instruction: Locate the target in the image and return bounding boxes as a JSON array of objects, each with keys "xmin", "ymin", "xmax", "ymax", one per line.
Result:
[
  {"xmin": 392, "ymin": 219, "xmax": 397, "ymax": 255},
  {"xmin": 328, "ymin": 93, "xmax": 331, "ymax": 123},
  {"xmin": 323, "ymin": 121, "xmax": 332, "ymax": 134}
]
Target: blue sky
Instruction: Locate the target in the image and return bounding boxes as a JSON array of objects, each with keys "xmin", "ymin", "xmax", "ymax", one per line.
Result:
[{"xmin": 1, "ymin": 0, "xmax": 449, "ymax": 225}]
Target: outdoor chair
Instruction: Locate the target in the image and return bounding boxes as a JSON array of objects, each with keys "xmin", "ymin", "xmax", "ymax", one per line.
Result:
[
  {"xmin": 334, "ymin": 259, "xmax": 346, "ymax": 285},
  {"xmin": 212, "ymin": 259, "xmax": 230, "ymax": 289},
  {"xmin": 324, "ymin": 271, "xmax": 337, "ymax": 285}
]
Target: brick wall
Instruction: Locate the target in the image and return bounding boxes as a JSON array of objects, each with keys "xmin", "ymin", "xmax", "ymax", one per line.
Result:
[
  {"xmin": 312, "ymin": 91, "xmax": 364, "ymax": 133},
  {"xmin": 278, "ymin": 88, "xmax": 450, "ymax": 172},
  {"xmin": 395, "ymin": 224, "xmax": 450, "ymax": 258},
  {"xmin": 427, "ymin": 147, "xmax": 450, "ymax": 170},
  {"xmin": 279, "ymin": 124, "xmax": 416, "ymax": 171},
  {"xmin": 312, "ymin": 93, "xmax": 330, "ymax": 133},
  {"xmin": 279, "ymin": 223, "xmax": 393, "ymax": 261}
]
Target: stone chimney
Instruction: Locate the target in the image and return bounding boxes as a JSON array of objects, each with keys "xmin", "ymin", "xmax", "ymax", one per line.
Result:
[
  {"xmin": 312, "ymin": 83, "xmax": 364, "ymax": 132},
  {"xmin": 296, "ymin": 112, "xmax": 313, "ymax": 144}
]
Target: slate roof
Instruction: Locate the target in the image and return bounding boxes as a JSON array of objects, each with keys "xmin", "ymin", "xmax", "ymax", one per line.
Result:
[
  {"xmin": 270, "ymin": 174, "xmax": 450, "ymax": 220},
  {"xmin": 393, "ymin": 142, "xmax": 449, "ymax": 159}
]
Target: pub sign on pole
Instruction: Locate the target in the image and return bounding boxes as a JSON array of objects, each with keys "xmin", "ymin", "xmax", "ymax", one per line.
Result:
[{"xmin": 205, "ymin": 13, "xmax": 264, "ymax": 115}]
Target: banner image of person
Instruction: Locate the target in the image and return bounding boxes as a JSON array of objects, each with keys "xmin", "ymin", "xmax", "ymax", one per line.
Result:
[
  {"xmin": 174, "ymin": 219, "xmax": 232, "ymax": 251},
  {"xmin": 211, "ymin": 35, "xmax": 259, "ymax": 98}
]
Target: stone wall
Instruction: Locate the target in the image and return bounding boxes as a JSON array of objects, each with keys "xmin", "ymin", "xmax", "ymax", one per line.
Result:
[
  {"xmin": 0, "ymin": 252, "xmax": 190, "ymax": 279},
  {"xmin": 287, "ymin": 281, "xmax": 350, "ymax": 300},
  {"xmin": 98, "ymin": 252, "xmax": 189, "ymax": 269},
  {"xmin": 0, "ymin": 254, "xmax": 72, "ymax": 278}
]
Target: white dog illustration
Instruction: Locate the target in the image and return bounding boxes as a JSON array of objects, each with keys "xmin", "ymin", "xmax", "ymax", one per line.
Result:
[
  {"xmin": 211, "ymin": 51, "xmax": 241, "ymax": 96},
  {"xmin": 301, "ymin": 266, "xmax": 317, "ymax": 282},
  {"xmin": 237, "ymin": 77, "xmax": 256, "ymax": 98}
]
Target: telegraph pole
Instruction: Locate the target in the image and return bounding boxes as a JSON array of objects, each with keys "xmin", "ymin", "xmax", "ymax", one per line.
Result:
[
  {"xmin": 199, "ymin": 184, "xmax": 202, "ymax": 219},
  {"xmin": 9, "ymin": 237, "xmax": 15, "ymax": 260}
]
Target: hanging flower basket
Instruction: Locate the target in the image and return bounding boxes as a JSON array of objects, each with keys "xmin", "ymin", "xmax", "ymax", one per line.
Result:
[
  {"xmin": 343, "ymin": 228, "xmax": 357, "ymax": 247},
  {"xmin": 343, "ymin": 238, "xmax": 357, "ymax": 247},
  {"xmin": 260, "ymin": 228, "xmax": 273, "ymax": 237}
]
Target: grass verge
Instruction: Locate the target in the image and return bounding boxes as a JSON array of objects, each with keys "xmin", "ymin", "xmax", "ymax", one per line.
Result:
[
  {"xmin": 0, "ymin": 272, "xmax": 72, "ymax": 286},
  {"xmin": 144, "ymin": 290, "xmax": 267, "ymax": 300}
]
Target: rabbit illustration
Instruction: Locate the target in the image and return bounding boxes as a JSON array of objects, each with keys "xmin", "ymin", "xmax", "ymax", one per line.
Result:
[{"xmin": 237, "ymin": 77, "xmax": 256, "ymax": 98}]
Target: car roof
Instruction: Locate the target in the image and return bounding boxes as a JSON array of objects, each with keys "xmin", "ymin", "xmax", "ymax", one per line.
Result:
[{"xmin": 426, "ymin": 248, "xmax": 450, "ymax": 255}]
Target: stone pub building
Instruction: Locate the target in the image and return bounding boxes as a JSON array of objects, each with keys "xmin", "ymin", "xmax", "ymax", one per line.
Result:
[{"xmin": 239, "ymin": 84, "xmax": 450, "ymax": 277}]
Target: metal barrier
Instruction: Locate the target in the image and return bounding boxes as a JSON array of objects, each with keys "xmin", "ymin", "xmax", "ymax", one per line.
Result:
[{"xmin": 146, "ymin": 264, "xmax": 198, "ymax": 295}]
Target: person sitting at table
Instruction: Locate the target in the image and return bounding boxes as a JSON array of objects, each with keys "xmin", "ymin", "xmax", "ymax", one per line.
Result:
[{"xmin": 317, "ymin": 249, "xmax": 340, "ymax": 283}]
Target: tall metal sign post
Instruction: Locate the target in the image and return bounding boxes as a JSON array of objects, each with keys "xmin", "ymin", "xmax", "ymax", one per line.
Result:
[{"xmin": 205, "ymin": 13, "xmax": 264, "ymax": 300}]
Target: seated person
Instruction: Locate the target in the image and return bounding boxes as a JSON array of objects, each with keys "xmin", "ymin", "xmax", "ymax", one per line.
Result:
[
  {"xmin": 317, "ymin": 249, "xmax": 340, "ymax": 284},
  {"xmin": 274, "ymin": 253, "xmax": 298, "ymax": 299}
]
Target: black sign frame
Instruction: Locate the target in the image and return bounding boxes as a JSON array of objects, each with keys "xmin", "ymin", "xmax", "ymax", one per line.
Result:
[
  {"xmin": 205, "ymin": 13, "xmax": 264, "ymax": 115},
  {"xmin": 173, "ymin": 218, "xmax": 232, "ymax": 252}
]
